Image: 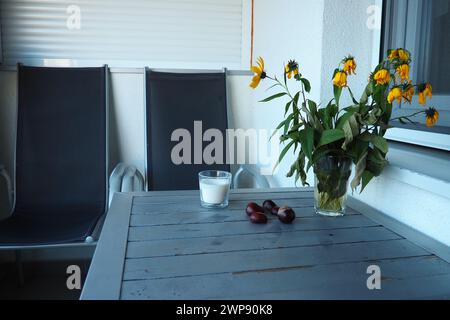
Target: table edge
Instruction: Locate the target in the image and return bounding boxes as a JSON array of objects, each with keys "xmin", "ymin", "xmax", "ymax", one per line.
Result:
[{"xmin": 80, "ymin": 193, "xmax": 133, "ymax": 300}]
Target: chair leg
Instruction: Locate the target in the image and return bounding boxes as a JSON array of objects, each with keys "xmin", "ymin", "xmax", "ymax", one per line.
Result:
[{"xmin": 15, "ymin": 250, "xmax": 25, "ymax": 287}]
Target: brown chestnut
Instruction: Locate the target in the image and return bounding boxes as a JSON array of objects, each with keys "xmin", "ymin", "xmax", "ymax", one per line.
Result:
[
  {"xmin": 263, "ymin": 200, "xmax": 277, "ymax": 212},
  {"xmin": 249, "ymin": 212, "xmax": 268, "ymax": 224},
  {"xmin": 246, "ymin": 202, "xmax": 264, "ymax": 216},
  {"xmin": 277, "ymin": 206, "xmax": 296, "ymax": 224},
  {"xmin": 271, "ymin": 206, "xmax": 280, "ymax": 216}
]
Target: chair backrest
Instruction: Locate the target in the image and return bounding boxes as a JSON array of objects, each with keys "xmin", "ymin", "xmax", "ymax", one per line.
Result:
[
  {"xmin": 145, "ymin": 70, "xmax": 230, "ymax": 191},
  {"xmin": 15, "ymin": 65, "xmax": 108, "ymax": 218}
]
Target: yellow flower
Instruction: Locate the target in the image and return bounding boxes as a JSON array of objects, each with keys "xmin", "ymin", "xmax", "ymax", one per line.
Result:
[
  {"xmin": 396, "ymin": 64, "xmax": 409, "ymax": 82},
  {"xmin": 388, "ymin": 48, "xmax": 409, "ymax": 61},
  {"xmin": 373, "ymin": 69, "xmax": 391, "ymax": 86},
  {"xmin": 425, "ymin": 107, "xmax": 439, "ymax": 127},
  {"xmin": 249, "ymin": 57, "xmax": 266, "ymax": 89},
  {"xmin": 418, "ymin": 83, "xmax": 432, "ymax": 105},
  {"xmin": 402, "ymin": 83, "xmax": 415, "ymax": 103},
  {"xmin": 333, "ymin": 71, "xmax": 347, "ymax": 87},
  {"xmin": 387, "ymin": 87, "xmax": 403, "ymax": 104},
  {"xmin": 343, "ymin": 58, "xmax": 357, "ymax": 75},
  {"xmin": 285, "ymin": 60, "xmax": 299, "ymax": 79},
  {"xmin": 388, "ymin": 49, "xmax": 399, "ymax": 61},
  {"xmin": 398, "ymin": 49, "xmax": 410, "ymax": 61}
]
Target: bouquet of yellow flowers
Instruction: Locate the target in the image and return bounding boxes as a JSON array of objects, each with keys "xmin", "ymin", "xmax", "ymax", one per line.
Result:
[{"xmin": 250, "ymin": 49, "xmax": 439, "ymax": 216}]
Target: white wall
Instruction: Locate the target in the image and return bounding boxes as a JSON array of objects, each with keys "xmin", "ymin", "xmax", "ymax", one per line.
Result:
[
  {"xmin": 251, "ymin": 0, "xmax": 325, "ymax": 187},
  {"xmin": 320, "ymin": 0, "xmax": 381, "ymax": 105}
]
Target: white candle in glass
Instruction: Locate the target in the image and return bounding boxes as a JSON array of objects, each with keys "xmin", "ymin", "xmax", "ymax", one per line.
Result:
[
  {"xmin": 200, "ymin": 179, "xmax": 230, "ymax": 204},
  {"xmin": 198, "ymin": 171, "xmax": 232, "ymax": 208}
]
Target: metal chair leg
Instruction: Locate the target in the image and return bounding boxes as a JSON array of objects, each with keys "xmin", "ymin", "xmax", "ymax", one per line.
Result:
[{"xmin": 15, "ymin": 250, "xmax": 25, "ymax": 287}]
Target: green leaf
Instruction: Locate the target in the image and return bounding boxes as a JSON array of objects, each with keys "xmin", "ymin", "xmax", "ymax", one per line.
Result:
[
  {"xmin": 300, "ymin": 78, "xmax": 311, "ymax": 93},
  {"xmin": 334, "ymin": 85, "xmax": 343, "ymax": 106},
  {"xmin": 298, "ymin": 127, "xmax": 315, "ymax": 161},
  {"xmin": 360, "ymin": 83, "xmax": 372, "ymax": 105},
  {"xmin": 361, "ymin": 170, "xmax": 375, "ymax": 193},
  {"xmin": 274, "ymin": 140, "xmax": 295, "ymax": 170},
  {"xmin": 260, "ymin": 92, "xmax": 287, "ymax": 103},
  {"xmin": 341, "ymin": 113, "xmax": 360, "ymax": 150},
  {"xmin": 318, "ymin": 129, "xmax": 345, "ymax": 147},
  {"xmin": 351, "ymin": 151, "xmax": 368, "ymax": 192},
  {"xmin": 265, "ymin": 82, "xmax": 281, "ymax": 92},
  {"xmin": 347, "ymin": 87, "xmax": 359, "ymax": 105},
  {"xmin": 336, "ymin": 109, "xmax": 356, "ymax": 130},
  {"xmin": 358, "ymin": 133, "xmax": 389, "ymax": 154},
  {"xmin": 292, "ymin": 92, "xmax": 300, "ymax": 107},
  {"xmin": 307, "ymin": 100, "xmax": 317, "ymax": 114},
  {"xmin": 284, "ymin": 100, "xmax": 292, "ymax": 116},
  {"xmin": 366, "ymin": 148, "xmax": 388, "ymax": 176},
  {"xmin": 371, "ymin": 136, "xmax": 389, "ymax": 154},
  {"xmin": 348, "ymin": 138, "xmax": 369, "ymax": 162},
  {"xmin": 283, "ymin": 113, "xmax": 294, "ymax": 136}
]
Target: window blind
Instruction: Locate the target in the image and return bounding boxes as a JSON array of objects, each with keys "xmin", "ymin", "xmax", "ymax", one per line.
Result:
[{"xmin": 0, "ymin": 0, "xmax": 245, "ymax": 68}]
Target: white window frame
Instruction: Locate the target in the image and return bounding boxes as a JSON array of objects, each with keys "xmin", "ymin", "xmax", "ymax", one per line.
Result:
[{"xmin": 382, "ymin": 0, "xmax": 450, "ymax": 151}]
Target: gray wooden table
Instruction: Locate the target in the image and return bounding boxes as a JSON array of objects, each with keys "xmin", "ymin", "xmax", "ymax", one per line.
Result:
[{"xmin": 81, "ymin": 188, "xmax": 450, "ymax": 300}]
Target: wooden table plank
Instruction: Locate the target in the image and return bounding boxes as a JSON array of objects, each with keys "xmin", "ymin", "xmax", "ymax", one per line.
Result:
[
  {"xmin": 131, "ymin": 188, "xmax": 314, "ymax": 200},
  {"xmin": 126, "ymin": 226, "xmax": 401, "ymax": 259},
  {"xmin": 132, "ymin": 198, "xmax": 319, "ymax": 214},
  {"xmin": 123, "ymin": 239, "xmax": 429, "ymax": 281},
  {"xmin": 130, "ymin": 206, "xmax": 360, "ymax": 226},
  {"xmin": 121, "ymin": 255, "xmax": 450, "ymax": 300},
  {"xmin": 128, "ymin": 215, "xmax": 379, "ymax": 241}
]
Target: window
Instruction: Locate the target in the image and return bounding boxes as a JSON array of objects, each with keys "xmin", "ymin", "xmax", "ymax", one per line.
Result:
[
  {"xmin": 0, "ymin": 0, "xmax": 250, "ymax": 69},
  {"xmin": 382, "ymin": 0, "xmax": 450, "ymax": 150}
]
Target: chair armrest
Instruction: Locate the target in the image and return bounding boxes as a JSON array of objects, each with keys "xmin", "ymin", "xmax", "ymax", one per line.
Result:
[
  {"xmin": 121, "ymin": 166, "xmax": 144, "ymax": 192},
  {"xmin": 109, "ymin": 163, "xmax": 145, "ymax": 206},
  {"xmin": 233, "ymin": 164, "xmax": 270, "ymax": 189},
  {"xmin": 109, "ymin": 163, "xmax": 127, "ymax": 206}
]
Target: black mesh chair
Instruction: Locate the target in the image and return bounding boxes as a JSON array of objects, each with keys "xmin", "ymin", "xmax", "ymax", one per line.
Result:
[
  {"xmin": 145, "ymin": 70, "xmax": 230, "ymax": 190},
  {"xmin": 0, "ymin": 65, "xmax": 108, "ymax": 249}
]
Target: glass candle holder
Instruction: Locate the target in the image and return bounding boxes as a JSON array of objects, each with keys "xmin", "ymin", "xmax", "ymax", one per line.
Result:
[{"xmin": 198, "ymin": 170, "xmax": 232, "ymax": 209}]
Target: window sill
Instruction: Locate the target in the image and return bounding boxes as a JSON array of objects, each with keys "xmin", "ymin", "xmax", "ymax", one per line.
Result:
[
  {"xmin": 386, "ymin": 127, "xmax": 450, "ymax": 151},
  {"xmin": 383, "ymin": 141, "xmax": 450, "ymax": 199}
]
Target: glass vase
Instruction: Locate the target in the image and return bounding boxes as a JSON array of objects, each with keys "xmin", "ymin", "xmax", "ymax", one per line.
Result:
[{"xmin": 314, "ymin": 155, "xmax": 352, "ymax": 217}]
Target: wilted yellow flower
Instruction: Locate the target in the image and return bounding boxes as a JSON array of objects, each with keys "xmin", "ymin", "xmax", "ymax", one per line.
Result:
[
  {"xmin": 396, "ymin": 64, "xmax": 410, "ymax": 82},
  {"xmin": 333, "ymin": 71, "xmax": 347, "ymax": 87},
  {"xmin": 418, "ymin": 83, "xmax": 432, "ymax": 105},
  {"xmin": 388, "ymin": 48, "xmax": 409, "ymax": 61},
  {"xmin": 402, "ymin": 83, "xmax": 415, "ymax": 103},
  {"xmin": 387, "ymin": 87, "xmax": 403, "ymax": 104},
  {"xmin": 249, "ymin": 57, "xmax": 266, "ymax": 89},
  {"xmin": 398, "ymin": 49, "xmax": 410, "ymax": 61},
  {"xmin": 388, "ymin": 50, "xmax": 398, "ymax": 61},
  {"xmin": 285, "ymin": 60, "xmax": 299, "ymax": 79},
  {"xmin": 425, "ymin": 107, "xmax": 439, "ymax": 127},
  {"xmin": 343, "ymin": 58, "xmax": 357, "ymax": 75},
  {"xmin": 373, "ymin": 69, "xmax": 391, "ymax": 86}
]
